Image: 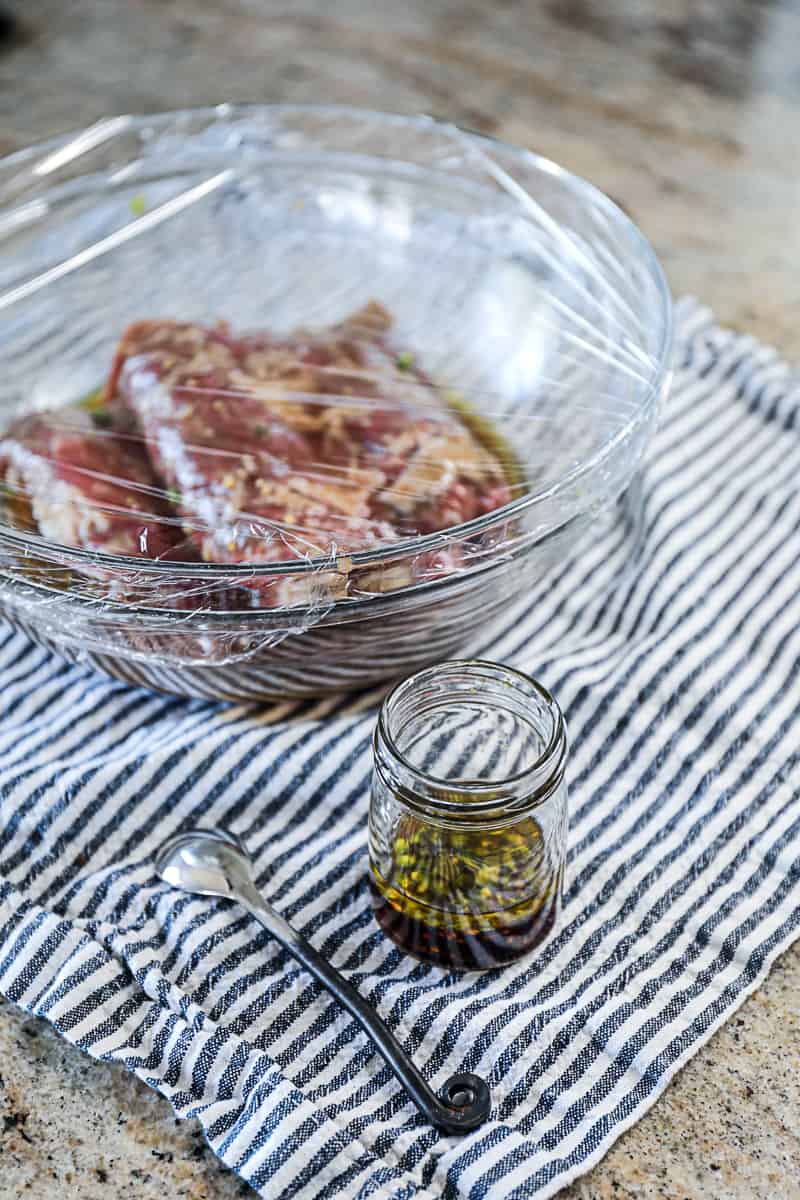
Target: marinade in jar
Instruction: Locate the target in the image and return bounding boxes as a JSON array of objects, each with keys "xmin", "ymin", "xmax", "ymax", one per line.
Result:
[{"xmin": 369, "ymin": 809, "xmax": 562, "ymax": 970}]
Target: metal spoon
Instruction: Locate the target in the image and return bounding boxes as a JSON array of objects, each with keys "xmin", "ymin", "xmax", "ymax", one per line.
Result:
[{"xmin": 155, "ymin": 827, "xmax": 491, "ymax": 1133}]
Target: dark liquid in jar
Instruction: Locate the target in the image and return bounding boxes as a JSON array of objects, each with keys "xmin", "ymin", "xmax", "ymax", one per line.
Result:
[{"xmin": 370, "ymin": 812, "xmax": 561, "ymax": 970}]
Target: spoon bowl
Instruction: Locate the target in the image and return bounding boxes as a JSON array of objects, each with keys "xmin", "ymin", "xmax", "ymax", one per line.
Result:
[{"xmin": 155, "ymin": 827, "xmax": 252, "ymax": 899}]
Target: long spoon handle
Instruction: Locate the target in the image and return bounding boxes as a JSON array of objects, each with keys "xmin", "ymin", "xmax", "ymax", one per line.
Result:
[{"xmin": 238, "ymin": 886, "xmax": 490, "ymax": 1133}]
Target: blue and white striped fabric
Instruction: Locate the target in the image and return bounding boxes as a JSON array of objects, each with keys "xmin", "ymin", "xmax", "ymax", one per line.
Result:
[{"xmin": 1, "ymin": 300, "xmax": 799, "ymax": 1199}]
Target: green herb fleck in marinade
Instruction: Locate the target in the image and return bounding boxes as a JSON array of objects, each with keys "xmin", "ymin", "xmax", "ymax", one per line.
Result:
[
  {"xmin": 395, "ymin": 351, "xmax": 414, "ymax": 371},
  {"xmin": 129, "ymin": 194, "xmax": 146, "ymax": 218},
  {"xmin": 79, "ymin": 386, "xmax": 107, "ymax": 414},
  {"xmin": 77, "ymin": 387, "xmax": 116, "ymax": 429},
  {"xmin": 374, "ymin": 812, "xmax": 549, "ymax": 927}
]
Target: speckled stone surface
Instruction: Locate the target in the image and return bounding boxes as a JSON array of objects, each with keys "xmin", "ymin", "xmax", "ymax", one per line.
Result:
[{"xmin": 0, "ymin": 2, "xmax": 799, "ymax": 1198}]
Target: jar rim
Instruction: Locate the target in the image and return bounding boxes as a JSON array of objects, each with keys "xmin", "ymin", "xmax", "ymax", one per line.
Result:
[{"xmin": 374, "ymin": 659, "xmax": 567, "ymax": 818}]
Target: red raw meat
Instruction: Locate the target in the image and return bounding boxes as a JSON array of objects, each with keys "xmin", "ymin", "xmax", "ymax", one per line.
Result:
[
  {"xmin": 109, "ymin": 305, "xmax": 512, "ymax": 591},
  {"xmin": 236, "ymin": 303, "xmax": 511, "ymax": 536},
  {"xmin": 0, "ymin": 306, "xmax": 515, "ymax": 612},
  {"xmin": 0, "ymin": 408, "xmax": 186, "ymax": 561},
  {"xmin": 110, "ymin": 321, "xmax": 395, "ymax": 587}
]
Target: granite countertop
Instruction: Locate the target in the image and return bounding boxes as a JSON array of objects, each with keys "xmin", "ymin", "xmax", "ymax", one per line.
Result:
[{"xmin": 0, "ymin": 2, "xmax": 798, "ymax": 1197}]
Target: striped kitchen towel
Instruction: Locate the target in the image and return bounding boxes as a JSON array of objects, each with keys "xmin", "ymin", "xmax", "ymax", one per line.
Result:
[{"xmin": 0, "ymin": 299, "xmax": 799, "ymax": 1200}]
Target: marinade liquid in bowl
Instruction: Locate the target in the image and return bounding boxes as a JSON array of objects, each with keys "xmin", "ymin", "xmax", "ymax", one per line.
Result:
[{"xmin": 0, "ymin": 106, "xmax": 671, "ymax": 701}]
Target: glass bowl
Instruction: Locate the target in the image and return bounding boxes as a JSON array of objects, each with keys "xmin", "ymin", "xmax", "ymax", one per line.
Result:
[{"xmin": 0, "ymin": 106, "xmax": 671, "ymax": 701}]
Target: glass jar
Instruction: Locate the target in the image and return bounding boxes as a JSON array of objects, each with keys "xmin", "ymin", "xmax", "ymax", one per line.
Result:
[{"xmin": 369, "ymin": 660, "xmax": 568, "ymax": 970}]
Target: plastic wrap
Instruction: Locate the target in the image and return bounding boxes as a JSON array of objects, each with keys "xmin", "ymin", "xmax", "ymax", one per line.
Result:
[{"xmin": 0, "ymin": 107, "xmax": 671, "ymax": 699}]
